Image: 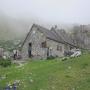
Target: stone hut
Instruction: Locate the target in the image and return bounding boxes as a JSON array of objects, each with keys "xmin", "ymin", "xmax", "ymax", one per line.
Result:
[{"xmin": 21, "ymin": 24, "xmax": 73, "ymax": 59}]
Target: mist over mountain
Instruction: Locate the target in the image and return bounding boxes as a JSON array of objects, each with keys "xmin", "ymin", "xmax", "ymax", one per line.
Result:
[
  {"xmin": 0, "ymin": 13, "xmax": 31, "ymax": 40},
  {"xmin": 0, "ymin": 13, "xmax": 75, "ymax": 40}
]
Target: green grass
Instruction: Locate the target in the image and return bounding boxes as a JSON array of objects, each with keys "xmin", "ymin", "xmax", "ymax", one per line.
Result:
[{"xmin": 0, "ymin": 54, "xmax": 90, "ymax": 90}]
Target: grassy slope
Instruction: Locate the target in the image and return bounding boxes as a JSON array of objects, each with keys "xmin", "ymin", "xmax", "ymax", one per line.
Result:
[{"xmin": 0, "ymin": 54, "xmax": 90, "ymax": 90}]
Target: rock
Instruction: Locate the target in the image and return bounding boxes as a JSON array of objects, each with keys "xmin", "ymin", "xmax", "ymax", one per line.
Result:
[
  {"xmin": 30, "ymin": 79, "xmax": 34, "ymax": 83},
  {"xmin": 72, "ymin": 88, "xmax": 75, "ymax": 90},
  {"xmin": 68, "ymin": 66, "xmax": 72, "ymax": 69}
]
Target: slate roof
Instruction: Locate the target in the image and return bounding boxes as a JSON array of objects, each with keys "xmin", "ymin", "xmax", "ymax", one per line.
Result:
[
  {"xmin": 50, "ymin": 27, "xmax": 65, "ymax": 43},
  {"xmin": 34, "ymin": 24, "xmax": 64, "ymax": 43},
  {"xmin": 51, "ymin": 28, "xmax": 73, "ymax": 45},
  {"xmin": 21, "ymin": 24, "xmax": 73, "ymax": 48}
]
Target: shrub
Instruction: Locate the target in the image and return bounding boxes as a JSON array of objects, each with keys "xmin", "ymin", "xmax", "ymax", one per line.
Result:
[
  {"xmin": 0, "ymin": 58, "xmax": 11, "ymax": 67},
  {"xmin": 61, "ymin": 57, "xmax": 68, "ymax": 61},
  {"xmin": 47, "ymin": 56, "xmax": 56, "ymax": 60}
]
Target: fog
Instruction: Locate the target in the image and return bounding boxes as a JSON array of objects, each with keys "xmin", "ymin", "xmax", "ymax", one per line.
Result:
[
  {"xmin": 0, "ymin": 0, "xmax": 90, "ymax": 24},
  {"xmin": 0, "ymin": 0, "xmax": 90, "ymax": 40}
]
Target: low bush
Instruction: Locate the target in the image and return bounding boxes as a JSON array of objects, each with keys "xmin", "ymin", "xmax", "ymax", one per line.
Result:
[
  {"xmin": 61, "ymin": 57, "xmax": 68, "ymax": 61},
  {"xmin": 0, "ymin": 58, "xmax": 11, "ymax": 67},
  {"xmin": 47, "ymin": 56, "xmax": 56, "ymax": 60}
]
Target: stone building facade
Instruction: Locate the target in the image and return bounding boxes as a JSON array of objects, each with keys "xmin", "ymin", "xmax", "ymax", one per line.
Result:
[{"xmin": 21, "ymin": 24, "xmax": 72, "ymax": 59}]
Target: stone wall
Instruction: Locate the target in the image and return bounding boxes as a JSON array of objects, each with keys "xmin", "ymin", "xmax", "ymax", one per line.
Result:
[
  {"xmin": 21, "ymin": 27, "xmax": 47, "ymax": 59},
  {"xmin": 22, "ymin": 27, "xmax": 65, "ymax": 60},
  {"xmin": 46, "ymin": 39, "xmax": 64, "ymax": 57}
]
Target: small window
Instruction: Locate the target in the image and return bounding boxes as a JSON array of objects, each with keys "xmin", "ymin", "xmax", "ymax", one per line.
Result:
[
  {"xmin": 59, "ymin": 46, "xmax": 62, "ymax": 51},
  {"xmin": 57, "ymin": 45, "xmax": 62, "ymax": 51},
  {"xmin": 41, "ymin": 41, "xmax": 47, "ymax": 48},
  {"xmin": 57, "ymin": 45, "xmax": 59, "ymax": 50}
]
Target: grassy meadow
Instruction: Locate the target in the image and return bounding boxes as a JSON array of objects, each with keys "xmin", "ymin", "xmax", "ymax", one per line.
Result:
[{"xmin": 0, "ymin": 53, "xmax": 90, "ymax": 90}]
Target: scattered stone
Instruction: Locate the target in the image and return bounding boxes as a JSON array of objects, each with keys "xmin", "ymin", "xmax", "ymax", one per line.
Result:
[
  {"xmin": 2, "ymin": 55, "xmax": 7, "ymax": 59},
  {"xmin": 30, "ymin": 79, "xmax": 34, "ymax": 83},
  {"xmin": 14, "ymin": 80, "xmax": 20, "ymax": 84},
  {"xmin": 72, "ymin": 88, "xmax": 75, "ymax": 90},
  {"xmin": 24, "ymin": 85, "xmax": 27, "ymax": 88},
  {"xmin": 9, "ymin": 85, "xmax": 12, "ymax": 89},
  {"xmin": 30, "ymin": 73, "xmax": 32, "ymax": 75},
  {"xmin": 16, "ymin": 63, "xmax": 24, "ymax": 68},
  {"xmin": 40, "ymin": 89, "xmax": 43, "ymax": 90},
  {"xmin": 0, "ymin": 75, "xmax": 6, "ymax": 80},
  {"xmin": 52, "ymin": 86, "xmax": 55, "ymax": 89},
  {"xmin": 68, "ymin": 66, "xmax": 72, "ymax": 69}
]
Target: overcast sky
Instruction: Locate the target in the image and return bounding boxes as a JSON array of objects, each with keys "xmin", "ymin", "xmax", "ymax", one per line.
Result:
[{"xmin": 0, "ymin": 0, "xmax": 90, "ymax": 24}]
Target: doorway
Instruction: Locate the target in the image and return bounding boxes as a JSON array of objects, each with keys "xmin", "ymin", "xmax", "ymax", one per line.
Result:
[{"xmin": 28, "ymin": 42, "xmax": 32, "ymax": 58}]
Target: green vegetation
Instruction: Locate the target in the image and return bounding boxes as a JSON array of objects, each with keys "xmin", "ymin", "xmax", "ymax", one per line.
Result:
[
  {"xmin": 0, "ymin": 40, "xmax": 22, "ymax": 51},
  {"xmin": 0, "ymin": 58, "xmax": 11, "ymax": 67},
  {"xmin": 0, "ymin": 54, "xmax": 90, "ymax": 90}
]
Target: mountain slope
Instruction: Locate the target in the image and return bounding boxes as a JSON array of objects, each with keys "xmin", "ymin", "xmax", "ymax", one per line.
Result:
[{"xmin": 0, "ymin": 14, "xmax": 30, "ymax": 40}]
